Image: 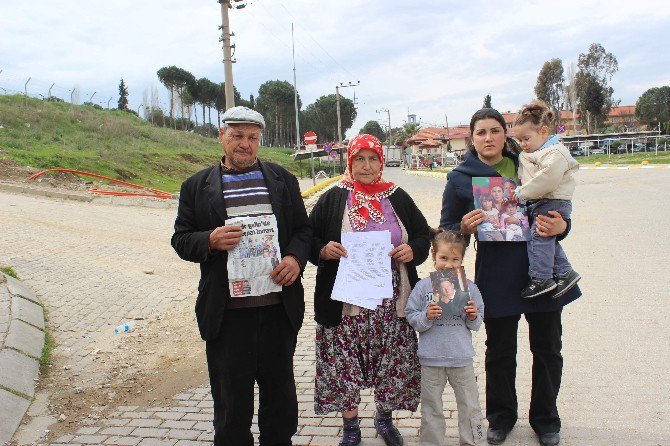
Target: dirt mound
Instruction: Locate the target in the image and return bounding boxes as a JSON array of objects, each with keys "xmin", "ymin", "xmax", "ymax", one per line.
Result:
[{"xmin": 0, "ymin": 159, "xmax": 88, "ymax": 191}]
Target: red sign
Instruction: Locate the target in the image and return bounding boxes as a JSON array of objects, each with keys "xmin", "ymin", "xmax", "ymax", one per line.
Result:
[{"xmin": 304, "ymin": 131, "xmax": 317, "ymax": 144}]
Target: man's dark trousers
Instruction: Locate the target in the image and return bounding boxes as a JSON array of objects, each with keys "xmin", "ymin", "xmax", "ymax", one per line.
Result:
[
  {"xmin": 206, "ymin": 304, "xmax": 298, "ymax": 446},
  {"xmin": 484, "ymin": 309, "xmax": 563, "ymax": 435}
]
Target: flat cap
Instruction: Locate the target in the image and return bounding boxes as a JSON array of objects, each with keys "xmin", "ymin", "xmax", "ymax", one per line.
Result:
[{"xmin": 222, "ymin": 106, "xmax": 265, "ymax": 129}]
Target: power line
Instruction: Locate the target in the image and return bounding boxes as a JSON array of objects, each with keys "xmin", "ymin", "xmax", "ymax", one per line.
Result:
[
  {"xmin": 248, "ymin": 2, "xmax": 339, "ymax": 80},
  {"xmin": 277, "ymin": 2, "xmax": 359, "ymax": 81}
]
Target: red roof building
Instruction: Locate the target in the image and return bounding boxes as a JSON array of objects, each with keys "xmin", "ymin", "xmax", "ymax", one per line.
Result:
[{"xmin": 500, "ymin": 106, "xmax": 641, "ymax": 135}]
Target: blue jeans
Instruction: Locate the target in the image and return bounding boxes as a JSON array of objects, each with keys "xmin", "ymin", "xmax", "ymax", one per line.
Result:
[{"xmin": 527, "ymin": 199, "xmax": 573, "ymax": 280}]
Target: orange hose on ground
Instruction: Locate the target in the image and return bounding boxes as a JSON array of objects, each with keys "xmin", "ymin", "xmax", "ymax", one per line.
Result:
[{"xmin": 28, "ymin": 168, "xmax": 173, "ymax": 199}]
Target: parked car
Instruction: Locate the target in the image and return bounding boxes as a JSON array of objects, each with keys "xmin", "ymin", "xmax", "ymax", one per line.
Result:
[
  {"xmin": 442, "ymin": 153, "xmax": 460, "ymax": 165},
  {"xmin": 570, "ymin": 147, "xmax": 585, "ymax": 156},
  {"xmin": 590, "ymin": 147, "xmax": 605, "ymax": 155}
]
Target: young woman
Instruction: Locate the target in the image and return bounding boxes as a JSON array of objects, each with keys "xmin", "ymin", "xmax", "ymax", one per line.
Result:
[{"xmin": 440, "ymin": 108, "xmax": 581, "ymax": 446}]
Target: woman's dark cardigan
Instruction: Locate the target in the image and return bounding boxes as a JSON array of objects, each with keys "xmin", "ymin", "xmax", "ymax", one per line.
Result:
[{"xmin": 309, "ymin": 186, "xmax": 430, "ymax": 327}]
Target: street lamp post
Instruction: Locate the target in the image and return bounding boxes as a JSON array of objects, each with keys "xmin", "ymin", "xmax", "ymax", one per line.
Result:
[{"xmin": 336, "ymin": 81, "xmax": 359, "ymax": 172}]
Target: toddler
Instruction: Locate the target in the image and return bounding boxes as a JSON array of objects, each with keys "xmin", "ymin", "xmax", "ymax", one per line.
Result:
[
  {"xmin": 406, "ymin": 228, "xmax": 484, "ymax": 446},
  {"xmin": 478, "ymin": 193, "xmax": 504, "ymax": 242},
  {"xmin": 513, "ymin": 100, "xmax": 580, "ymax": 299},
  {"xmin": 499, "ymin": 199, "xmax": 529, "ymax": 241}
]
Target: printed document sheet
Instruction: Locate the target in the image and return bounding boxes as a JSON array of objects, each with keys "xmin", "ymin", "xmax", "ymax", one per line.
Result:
[{"xmin": 331, "ymin": 230, "xmax": 393, "ymax": 309}]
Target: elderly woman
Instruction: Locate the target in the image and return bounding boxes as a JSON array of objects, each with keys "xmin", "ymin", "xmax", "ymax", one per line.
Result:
[
  {"xmin": 309, "ymin": 134, "xmax": 429, "ymax": 446},
  {"xmin": 440, "ymin": 108, "xmax": 581, "ymax": 446}
]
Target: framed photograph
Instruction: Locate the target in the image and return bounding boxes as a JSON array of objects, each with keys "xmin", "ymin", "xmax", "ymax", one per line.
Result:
[
  {"xmin": 429, "ymin": 266, "xmax": 470, "ymax": 316},
  {"xmin": 472, "ymin": 177, "xmax": 531, "ymax": 242}
]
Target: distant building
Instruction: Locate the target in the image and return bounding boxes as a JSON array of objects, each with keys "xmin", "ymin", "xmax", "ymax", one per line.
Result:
[
  {"xmin": 605, "ymin": 105, "xmax": 640, "ymax": 131},
  {"xmin": 501, "ymin": 106, "xmax": 641, "ymax": 135},
  {"xmin": 404, "ymin": 126, "xmax": 471, "ymax": 168},
  {"xmin": 401, "ymin": 106, "xmax": 642, "ymax": 169}
]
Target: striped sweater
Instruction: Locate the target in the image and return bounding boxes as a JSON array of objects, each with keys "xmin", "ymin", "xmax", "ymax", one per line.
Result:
[{"xmin": 221, "ymin": 160, "xmax": 280, "ymax": 308}]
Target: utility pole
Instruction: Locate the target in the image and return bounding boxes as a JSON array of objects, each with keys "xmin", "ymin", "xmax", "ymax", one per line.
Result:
[
  {"xmin": 291, "ymin": 24, "xmax": 301, "ymax": 149},
  {"xmin": 218, "ymin": 0, "xmax": 245, "ymax": 110},
  {"xmin": 336, "ymin": 81, "xmax": 360, "ymax": 172},
  {"xmin": 376, "ymin": 108, "xmax": 392, "ymax": 146}
]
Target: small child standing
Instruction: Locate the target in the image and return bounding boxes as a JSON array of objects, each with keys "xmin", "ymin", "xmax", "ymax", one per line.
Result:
[
  {"xmin": 406, "ymin": 229, "xmax": 484, "ymax": 446},
  {"xmin": 513, "ymin": 100, "xmax": 580, "ymax": 299}
]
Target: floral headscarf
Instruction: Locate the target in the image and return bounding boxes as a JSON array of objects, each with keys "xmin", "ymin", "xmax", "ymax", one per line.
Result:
[{"xmin": 338, "ymin": 134, "xmax": 397, "ymax": 230}]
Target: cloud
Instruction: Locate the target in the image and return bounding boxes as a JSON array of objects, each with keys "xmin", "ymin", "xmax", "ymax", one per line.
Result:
[{"xmin": 1, "ymin": 0, "xmax": 669, "ymax": 136}]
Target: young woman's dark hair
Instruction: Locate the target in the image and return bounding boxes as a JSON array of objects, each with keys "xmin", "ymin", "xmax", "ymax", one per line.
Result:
[
  {"xmin": 469, "ymin": 108, "xmax": 507, "ymax": 135},
  {"xmin": 468, "ymin": 107, "xmax": 521, "ymax": 154},
  {"xmin": 505, "ymin": 136, "xmax": 522, "ymax": 154}
]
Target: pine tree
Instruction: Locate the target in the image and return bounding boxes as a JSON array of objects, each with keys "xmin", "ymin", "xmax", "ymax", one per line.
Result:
[{"xmin": 118, "ymin": 79, "xmax": 129, "ymax": 111}]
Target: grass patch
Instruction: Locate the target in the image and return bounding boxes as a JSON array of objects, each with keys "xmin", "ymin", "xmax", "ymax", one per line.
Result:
[
  {"xmin": 579, "ymin": 151, "xmax": 670, "ymax": 164},
  {"xmin": 0, "ymin": 94, "xmax": 304, "ymax": 192},
  {"xmin": 0, "ymin": 384, "xmax": 31, "ymax": 400},
  {"xmin": 40, "ymin": 326, "xmax": 55, "ymax": 376},
  {"xmin": 1, "ymin": 265, "xmax": 19, "ymax": 279}
]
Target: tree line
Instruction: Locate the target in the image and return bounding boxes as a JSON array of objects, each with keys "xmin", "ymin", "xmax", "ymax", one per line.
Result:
[
  {"xmin": 534, "ymin": 42, "xmax": 669, "ymax": 134},
  {"xmin": 534, "ymin": 43, "xmax": 620, "ymax": 133},
  {"xmin": 138, "ymin": 65, "xmax": 357, "ymax": 147}
]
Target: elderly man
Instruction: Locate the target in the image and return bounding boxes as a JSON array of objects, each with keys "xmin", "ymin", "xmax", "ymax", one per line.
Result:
[{"xmin": 171, "ymin": 106, "xmax": 311, "ymax": 446}]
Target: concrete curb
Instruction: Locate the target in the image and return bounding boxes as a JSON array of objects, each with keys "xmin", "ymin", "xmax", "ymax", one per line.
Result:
[
  {"xmin": 301, "ymin": 175, "xmax": 343, "ymax": 198},
  {"xmin": 404, "ymin": 170, "xmax": 449, "ymax": 179},
  {"xmin": 404, "ymin": 165, "xmax": 670, "ymax": 177},
  {"xmin": 0, "ymin": 273, "xmax": 45, "ymax": 445},
  {"xmin": 579, "ymin": 164, "xmax": 670, "ymax": 170},
  {"xmin": 0, "ymin": 182, "xmax": 178, "ymax": 208},
  {"xmin": 0, "ymin": 182, "xmax": 93, "ymax": 202}
]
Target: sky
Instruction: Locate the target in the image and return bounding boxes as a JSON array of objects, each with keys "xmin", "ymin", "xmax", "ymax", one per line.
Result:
[{"xmin": 2, "ymin": 0, "xmax": 669, "ymax": 138}]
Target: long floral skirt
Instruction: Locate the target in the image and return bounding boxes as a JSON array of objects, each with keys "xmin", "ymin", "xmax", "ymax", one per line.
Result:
[{"xmin": 314, "ymin": 276, "xmax": 421, "ymax": 414}]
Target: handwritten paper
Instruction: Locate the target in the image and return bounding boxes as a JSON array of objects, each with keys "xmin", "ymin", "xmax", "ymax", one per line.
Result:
[{"xmin": 331, "ymin": 231, "xmax": 393, "ymax": 310}]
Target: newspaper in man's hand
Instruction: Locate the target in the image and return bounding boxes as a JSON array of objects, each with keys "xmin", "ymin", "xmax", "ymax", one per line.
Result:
[{"xmin": 226, "ymin": 215, "xmax": 282, "ymax": 298}]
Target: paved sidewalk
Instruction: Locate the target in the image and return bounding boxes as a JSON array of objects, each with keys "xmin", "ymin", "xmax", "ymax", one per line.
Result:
[
  {"xmin": 0, "ymin": 273, "xmax": 45, "ymax": 446},
  {"xmin": 1, "ymin": 168, "xmax": 669, "ymax": 445}
]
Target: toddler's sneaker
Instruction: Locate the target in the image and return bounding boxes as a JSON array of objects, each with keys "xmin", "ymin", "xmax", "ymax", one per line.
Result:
[
  {"xmin": 521, "ymin": 278, "xmax": 557, "ymax": 299},
  {"xmin": 552, "ymin": 270, "xmax": 581, "ymax": 299}
]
